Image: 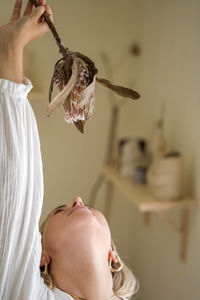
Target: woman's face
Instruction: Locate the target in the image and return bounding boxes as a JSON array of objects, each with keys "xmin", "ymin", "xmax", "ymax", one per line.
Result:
[{"xmin": 42, "ymin": 196, "xmax": 112, "ymax": 255}]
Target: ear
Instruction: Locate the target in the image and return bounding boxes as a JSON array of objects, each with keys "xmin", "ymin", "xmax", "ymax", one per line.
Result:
[
  {"xmin": 108, "ymin": 249, "xmax": 118, "ymax": 263},
  {"xmin": 40, "ymin": 252, "xmax": 51, "ymax": 267}
]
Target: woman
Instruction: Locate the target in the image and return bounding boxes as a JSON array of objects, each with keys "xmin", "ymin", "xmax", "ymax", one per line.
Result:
[{"xmin": 0, "ymin": 1, "xmax": 138, "ymax": 299}]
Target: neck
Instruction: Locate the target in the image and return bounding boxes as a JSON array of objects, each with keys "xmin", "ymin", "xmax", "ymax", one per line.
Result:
[{"xmin": 50, "ymin": 247, "xmax": 117, "ymax": 300}]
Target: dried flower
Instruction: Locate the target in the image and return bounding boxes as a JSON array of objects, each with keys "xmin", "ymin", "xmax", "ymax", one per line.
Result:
[
  {"xmin": 31, "ymin": 0, "xmax": 141, "ymax": 133},
  {"xmin": 47, "ymin": 52, "xmax": 98, "ymax": 133}
]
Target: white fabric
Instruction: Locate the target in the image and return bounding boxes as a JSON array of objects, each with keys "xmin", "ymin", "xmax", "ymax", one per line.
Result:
[
  {"xmin": 54, "ymin": 289, "xmax": 73, "ymax": 300},
  {"xmin": 0, "ymin": 78, "xmax": 71, "ymax": 300},
  {"xmin": 0, "ymin": 78, "xmax": 127, "ymax": 300}
]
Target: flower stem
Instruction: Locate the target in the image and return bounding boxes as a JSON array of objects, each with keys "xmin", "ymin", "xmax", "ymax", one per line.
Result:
[{"xmin": 30, "ymin": 0, "xmax": 67, "ymax": 57}]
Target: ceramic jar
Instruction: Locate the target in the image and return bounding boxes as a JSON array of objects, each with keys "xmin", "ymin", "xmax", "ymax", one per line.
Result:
[{"xmin": 147, "ymin": 152, "xmax": 183, "ymax": 201}]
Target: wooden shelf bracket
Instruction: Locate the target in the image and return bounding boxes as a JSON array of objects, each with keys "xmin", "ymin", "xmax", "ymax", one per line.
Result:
[{"xmin": 144, "ymin": 209, "xmax": 190, "ymax": 261}]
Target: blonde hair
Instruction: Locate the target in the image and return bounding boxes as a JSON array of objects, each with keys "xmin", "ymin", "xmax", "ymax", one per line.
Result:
[{"xmin": 40, "ymin": 216, "xmax": 139, "ymax": 299}]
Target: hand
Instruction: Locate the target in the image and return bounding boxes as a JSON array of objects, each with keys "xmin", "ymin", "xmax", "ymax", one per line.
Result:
[
  {"xmin": 10, "ymin": 0, "xmax": 53, "ymax": 47},
  {"xmin": 0, "ymin": 0, "xmax": 53, "ymax": 51},
  {"xmin": 0, "ymin": 0, "xmax": 53, "ymax": 83}
]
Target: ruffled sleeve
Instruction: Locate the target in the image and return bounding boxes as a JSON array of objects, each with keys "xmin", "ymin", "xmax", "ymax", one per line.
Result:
[{"xmin": 0, "ymin": 77, "xmax": 33, "ymax": 97}]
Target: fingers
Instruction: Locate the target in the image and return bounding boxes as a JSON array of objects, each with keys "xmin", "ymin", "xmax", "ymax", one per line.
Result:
[
  {"xmin": 30, "ymin": 0, "xmax": 53, "ymax": 22},
  {"xmin": 10, "ymin": 0, "xmax": 22, "ymax": 23},
  {"xmin": 24, "ymin": 0, "xmax": 45, "ymax": 17},
  {"xmin": 39, "ymin": 4, "xmax": 53, "ymax": 33},
  {"xmin": 31, "ymin": 5, "xmax": 45, "ymax": 20},
  {"xmin": 28, "ymin": 1, "xmax": 53, "ymax": 39},
  {"xmin": 31, "ymin": 2, "xmax": 53, "ymax": 28},
  {"xmin": 23, "ymin": 1, "xmax": 34, "ymax": 16},
  {"xmin": 44, "ymin": 4, "xmax": 53, "ymax": 22},
  {"xmin": 38, "ymin": 0, "xmax": 46, "ymax": 5}
]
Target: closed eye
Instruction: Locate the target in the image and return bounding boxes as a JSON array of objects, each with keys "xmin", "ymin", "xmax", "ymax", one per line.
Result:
[
  {"xmin": 53, "ymin": 205, "xmax": 68, "ymax": 215},
  {"xmin": 53, "ymin": 204, "xmax": 92, "ymax": 216},
  {"xmin": 54, "ymin": 208, "xmax": 65, "ymax": 215},
  {"xmin": 85, "ymin": 205, "xmax": 92, "ymax": 209}
]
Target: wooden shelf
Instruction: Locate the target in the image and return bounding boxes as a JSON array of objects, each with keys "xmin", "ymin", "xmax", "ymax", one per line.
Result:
[
  {"xmin": 101, "ymin": 164, "xmax": 198, "ymax": 262},
  {"xmin": 101, "ymin": 165, "xmax": 197, "ymax": 213}
]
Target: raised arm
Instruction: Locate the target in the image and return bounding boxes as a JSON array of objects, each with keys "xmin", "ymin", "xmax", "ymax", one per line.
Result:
[
  {"xmin": 0, "ymin": 1, "xmax": 54, "ymax": 299},
  {"xmin": 0, "ymin": 0, "xmax": 52, "ymax": 83}
]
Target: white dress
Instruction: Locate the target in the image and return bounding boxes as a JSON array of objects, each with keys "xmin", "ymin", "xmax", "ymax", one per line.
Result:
[{"xmin": 0, "ymin": 78, "xmax": 127, "ymax": 300}]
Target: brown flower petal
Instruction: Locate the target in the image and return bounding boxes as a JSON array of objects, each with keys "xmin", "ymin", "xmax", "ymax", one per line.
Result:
[
  {"xmin": 96, "ymin": 77, "xmax": 140, "ymax": 99},
  {"xmin": 74, "ymin": 120, "xmax": 85, "ymax": 133},
  {"xmin": 47, "ymin": 60, "xmax": 78, "ymax": 117}
]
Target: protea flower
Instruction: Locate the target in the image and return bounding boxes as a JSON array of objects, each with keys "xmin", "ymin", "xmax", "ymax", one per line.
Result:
[
  {"xmin": 31, "ymin": 0, "xmax": 140, "ymax": 133},
  {"xmin": 47, "ymin": 51, "xmax": 98, "ymax": 133}
]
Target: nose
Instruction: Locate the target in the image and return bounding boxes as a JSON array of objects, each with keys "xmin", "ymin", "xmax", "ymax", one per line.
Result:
[{"xmin": 71, "ymin": 196, "xmax": 84, "ymax": 208}]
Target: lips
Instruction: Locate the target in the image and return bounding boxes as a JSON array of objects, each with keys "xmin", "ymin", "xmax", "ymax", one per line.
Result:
[{"xmin": 67, "ymin": 206, "xmax": 89, "ymax": 216}]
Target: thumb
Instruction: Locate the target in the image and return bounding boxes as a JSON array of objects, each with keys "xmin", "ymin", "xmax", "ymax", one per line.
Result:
[{"xmin": 31, "ymin": 5, "xmax": 45, "ymax": 21}]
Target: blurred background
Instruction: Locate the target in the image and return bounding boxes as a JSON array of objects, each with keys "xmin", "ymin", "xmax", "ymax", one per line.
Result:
[{"xmin": 1, "ymin": 0, "xmax": 200, "ymax": 299}]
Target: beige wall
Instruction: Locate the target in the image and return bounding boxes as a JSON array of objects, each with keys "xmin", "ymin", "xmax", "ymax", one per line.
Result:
[
  {"xmin": 109, "ymin": 1, "xmax": 200, "ymax": 300},
  {"xmin": 1, "ymin": 1, "xmax": 200, "ymax": 299}
]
